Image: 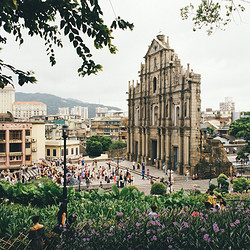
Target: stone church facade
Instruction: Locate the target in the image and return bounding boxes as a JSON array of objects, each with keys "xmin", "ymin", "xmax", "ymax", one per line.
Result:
[{"xmin": 127, "ymin": 34, "xmax": 201, "ymax": 175}]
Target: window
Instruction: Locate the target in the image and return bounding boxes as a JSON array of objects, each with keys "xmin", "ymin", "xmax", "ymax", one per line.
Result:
[
  {"xmin": 0, "ymin": 131, "xmax": 5, "ymax": 140},
  {"xmin": 153, "ymin": 77, "xmax": 157, "ymax": 93},
  {"xmin": 152, "ymin": 105, "xmax": 159, "ymax": 126},
  {"xmin": 184, "ymin": 102, "xmax": 187, "ymax": 117},
  {"xmin": 166, "ymin": 104, "xmax": 168, "ymax": 117},
  {"xmin": 9, "ymin": 143, "xmax": 22, "ymax": 152},
  {"xmin": 61, "ymin": 149, "xmax": 64, "ymax": 156},
  {"xmin": 0, "ymin": 144, "xmax": 5, "ymax": 153},
  {"xmin": 47, "ymin": 149, "xmax": 50, "ymax": 156},
  {"xmin": 53, "ymin": 149, "xmax": 56, "ymax": 157},
  {"xmin": 25, "ymin": 143, "xmax": 31, "ymax": 148},
  {"xmin": 76, "ymin": 147, "xmax": 78, "ymax": 155},
  {"xmin": 9, "ymin": 130, "xmax": 22, "ymax": 140},
  {"xmin": 71, "ymin": 148, "xmax": 74, "ymax": 155},
  {"xmin": 175, "ymin": 106, "xmax": 180, "ymax": 126},
  {"xmin": 66, "ymin": 149, "xmax": 68, "ymax": 155},
  {"xmin": 26, "ymin": 155, "xmax": 31, "ymax": 161},
  {"xmin": 25, "ymin": 130, "xmax": 30, "ymax": 136}
]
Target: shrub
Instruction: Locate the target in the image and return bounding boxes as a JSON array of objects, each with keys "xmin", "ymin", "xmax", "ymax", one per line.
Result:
[
  {"xmin": 208, "ymin": 184, "xmax": 217, "ymax": 192},
  {"xmin": 127, "ymin": 185, "xmax": 139, "ymax": 193},
  {"xmin": 217, "ymin": 174, "xmax": 228, "ymax": 184},
  {"xmin": 150, "ymin": 182, "xmax": 166, "ymax": 195},
  {"xmin": 233, "ymin": 177, "xmax": 250, "ymax": 193}
]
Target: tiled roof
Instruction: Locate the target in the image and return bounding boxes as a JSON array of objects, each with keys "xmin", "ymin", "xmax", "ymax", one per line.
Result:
[{"xmin": 14, "ymin": 101, "xmax": 45, "ymax": 105}]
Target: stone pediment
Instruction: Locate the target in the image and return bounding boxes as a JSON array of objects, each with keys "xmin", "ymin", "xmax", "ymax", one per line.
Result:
[{"xmin": 145, "ymin": 39, "xmax": 165, "ymax": 57}]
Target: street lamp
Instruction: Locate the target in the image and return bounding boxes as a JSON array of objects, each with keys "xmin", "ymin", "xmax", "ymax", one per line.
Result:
[
  {"xmin": 61, "ymin": 124, "xmax": 71, "ymax": 217},
  {"xmin": 209, "ymin": 163, "xmax": 212, "ymax": 186}
]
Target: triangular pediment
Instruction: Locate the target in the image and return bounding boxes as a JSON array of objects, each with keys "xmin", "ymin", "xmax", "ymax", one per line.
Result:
[{"xmin": 145, "ymin": 39, "xmax": 167, "ymax": 57}]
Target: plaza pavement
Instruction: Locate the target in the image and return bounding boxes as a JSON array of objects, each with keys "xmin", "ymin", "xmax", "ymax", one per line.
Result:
[{"xmin": 80, "ymin": 160, "xmax": 217, "ymax": 195}]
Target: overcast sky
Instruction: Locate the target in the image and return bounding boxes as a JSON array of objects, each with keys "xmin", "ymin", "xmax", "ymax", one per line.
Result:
[{"xmin": 1, "ymin": 0, "xmax": 250, "ymax": 112}]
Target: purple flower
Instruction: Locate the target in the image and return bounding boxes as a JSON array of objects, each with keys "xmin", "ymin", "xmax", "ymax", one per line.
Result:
[
  {"xmin": 136, "ymin": 222, "xmax": 140, "ymax": 227},
  {"xmin": 128, "ymin": 235, "xmax": 132, "ymax": 239},
  {"xmin": 86, "ymin": 238, "xmax": 90, "ymax": 241},
  {"xmin": 152, "ymin": 235, "xmax": 157, "ymax": 241},
  {"xmin": 248, "ymin": 226, "xmax": 250, "ymax": 231},
  {"xmin": 213, "ymin": 223, "xmax": 219, "ymax": 232},
  {"xmin": 107, "ymin": 233, "xmax": 113, "ymax": 236},
  {"xmin": 150, "ymin": 220, "xmax": 156, "ymax": 225},
  {"xmin": 104, "ymin": 217, "xmax": 107, "ymax": 220},
  {"xmin": 104, "ymin": 223, "xmax": 108, "ymax": 227},
  {"xmin": 82, "ymin": 229, "xmax": 85, "ymax": 235},
  {"xmin": 168, "ymin": 245, "xmax": 173, "ymax": 248},
  {"xmin": 162, "ymin": 224, "xmax": 166, "ymax": 229},
  {"xmin": 239, "ymin": 197, "xmax": 243, "ymax": 200},
  {"xmin": 200, "ymin": 212, "xmax": 204, "ymax": 217},
  {"xmin": 230, "ymin": 223, "xmax": 235, "ymax": 227},
  {"xmin": 173, "ymin": 222, "xmax": 178, "ymax": 226},
  {"xmin": 183, "ymin": 222, "xmax": 189, "ymax": 228},
  {"xmin": 221, "ymin": 229, "xmax": 225, "ymax": 233},
  {"xmin": 204, "ymin": 234, "xmax": 209, "ymax": 241},
  {"xmin": 157, "ymin": 228, "xmax": 161, "ymax": 232},
  {"xmin": 135, "ymin": 208, "xmax": 139, "ymax": 211},
  {"xmin": 201, "ymin": 227, "xmax": 206, "ymax": 232},
  {"xmin": 72, "ymin": 214, "xmax": 75, "ymax": 217},
  {"xmin": 235, "ymin": 219, "xmax": 240, "ymax": 224},
  {"xmin": 167, "ymin": 237, "xmax": 173, "ymax": 242}
]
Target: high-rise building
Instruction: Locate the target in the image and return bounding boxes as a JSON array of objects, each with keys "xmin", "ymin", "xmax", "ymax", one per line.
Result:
[
  {"xmin": 0, "ymin": 86, "xmax": 15, "ymax": 113},
  {"xmin": 13, "ymin": 101, "xmax": 47, "ymax": 119},
  {"xmin": 127, "ymin": 34, "xmax": 201, "ymax": 174},
  {"xmin": 219, "ymin": 97, "xmax": 235, "ymax": 112},
  {"xmin": 58, "ymin": 107, "xmax": 69, "ymax": 116},
  {"xmin": 71, "ymin": 106, "xmax": 88, "ymax": 119}
]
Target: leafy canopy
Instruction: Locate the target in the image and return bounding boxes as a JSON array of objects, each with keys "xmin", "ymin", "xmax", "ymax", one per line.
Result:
[
  {"xmin": 181, "ymin": 0, "xmax": 247, "ymax": 35},
  {"xmin": 0, "ymin": 0, "xmax": 133, "ymax": 88}
]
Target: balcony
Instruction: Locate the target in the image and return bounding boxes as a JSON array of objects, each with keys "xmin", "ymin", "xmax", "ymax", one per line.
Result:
[
  {"xmin": 9, "ymin": 152, "xmax": 22, "ymax": 156},
  {"xmin": 0, "ymin": 152, "xmax": 6, "ymax": 157}
]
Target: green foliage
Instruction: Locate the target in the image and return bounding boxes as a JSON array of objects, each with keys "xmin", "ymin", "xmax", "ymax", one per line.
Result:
[
  {"xmin": 233, "ymin": 177, "xmax": 250, "ymax": 193},
  {"xmin": 217, "ymin": 174, "xmax": 228, "ymax": 184},
  {"xmin": 110, "ymin": 140, "xmax": 127, "ymax": 150},
  {"xmin": 150, "ymin": 182, "xmax": 166, "ymax": 195},
  {"xmin": 181, "ymin": 0, "xmax": 246, "ymax": 35},
  {"xmin": 208, "ymin": 183, "xmax": 217, "ymax": 191},
  {"xmin": 126, "ymin": 185, "xmax": 139, "ymax": 193},
  {"xmin": 207, "ymin": 126, "xmax": 214, "ymax": 135},
  {"xmin": 99, "ymin": 136, "xmax": 113, "ymax": 151},
  {"xmin": 86, "ymin": 136, "xmax": 113, "ymax": 156},
  {"xmin": 0, "ymin": 0, "xmax": 133, "ymax": 88},
  {"xmin": 229, "ymin": 117, "xmax": 250, "ymax": 140},
  {"xmin": 0, "ymin": 178, "xmax": 63, "ymax": 206},
  {"xmin": 86, "ymin": 140, "xmax": 103, "ymax": 157}
]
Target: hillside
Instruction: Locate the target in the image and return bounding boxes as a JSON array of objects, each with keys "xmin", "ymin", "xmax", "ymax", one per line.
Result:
[{"xmin": 15, "ymin": 92, "xmax": 121, "ymax": 118}]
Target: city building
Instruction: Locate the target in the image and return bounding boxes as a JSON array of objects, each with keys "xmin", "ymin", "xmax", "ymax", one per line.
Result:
[
  {"xmin": 0, "ymin": 112, "xmax": 45, "ymax": 169},
  {"xmin": 0, "ymin": 86, "xmax": 15, "ymax": 113},
  {"xmin": 13, "ymin": 101, "xmax": 47, "ymax": 119},
  {"xmin": 96, "ymin": 107, "xmax": 108, "ymax": 114},
  {"xmin": 219, "ymin": 97, "xmax": 235, "ymax": 112},
  {"xmin": 71, "ymin": 106, "xmax": 88, "ymax": 119},
  {"xmin": 90, "ymin": 117, "xmax": 127, "ymax": 141},
  {"xmin": 95, "ymin": 109, "xmax": 125, "ymax": 118},
  {"xmin": 127, "ymin": 34, "xmax": 201, "ymax": 174},
  {"xmin": 58, "ymin": 107, "xmax": 69, "ymax": 116},
  {"xmin": 45, "ymin": 140, "xmax": 80, "ymax": 161}
]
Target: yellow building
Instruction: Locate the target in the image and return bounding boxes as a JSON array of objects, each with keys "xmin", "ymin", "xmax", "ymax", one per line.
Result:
[{"xmin": 45, "ymin": 140, "xmax": 80, "ymax": 161}]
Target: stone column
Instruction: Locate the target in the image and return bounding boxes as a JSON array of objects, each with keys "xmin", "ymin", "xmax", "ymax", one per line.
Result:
[
  {"xmin": 161, "ymin": 128, "xmax": 165, "ymax": 169},
  {"xmin": 22, "ymin": 128, "xmax": 26, "ymax": 166}
]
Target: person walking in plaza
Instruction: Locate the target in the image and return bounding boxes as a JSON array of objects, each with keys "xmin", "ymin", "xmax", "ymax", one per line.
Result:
[
  {"xmin": 132, "ymin": 161, "xmax": 135, "ymax": 170},
  {"xmin": 146, "ymin": 169, "xmax": 150, "ymax": 180},
  {"xmin": 185, "ymin": 171, "xmax": 189, "ymax": 182},
  {"xmin": 141, "ymin": 162, "xmax": 145, "ymax": 179},
  {"xmin": 28, "ymin": 215, "xmax": 45, "ymax": 250}
]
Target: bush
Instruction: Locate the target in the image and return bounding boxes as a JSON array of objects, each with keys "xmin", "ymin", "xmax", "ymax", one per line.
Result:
[
  {"xmin": 127, "ymin": 185, "xmax": 139, "ymax": 193},
  {"xmin": 217, "ymin": 174, "xmax": 228, "ymax": 184},
  {"xmin": 208, "ymin": 184, "xmax": 217, "ymax": 192},
  {"xmin": 150, "ymin": 182, "xmax": 166, "ymax": 195},
  {"xmin": 233, "ymin": 177, "xmax": 250, "ymax": 193}
]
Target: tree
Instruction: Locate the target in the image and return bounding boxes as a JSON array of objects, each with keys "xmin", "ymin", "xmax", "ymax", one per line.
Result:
[
  {"xmin": 232, "ymin": 177, "xmax": 250, "ymax": 193},
  {"xmin": 99, "ymin": 136, "xmax": 112, "ymax": 151},
  {"xmin": 229, "ymin": 117, "xmax": 250, "ymax": 160},
  {"xmin": 207, "ymin": 126, "xmax": 214, "ymax": 135},
  {"xmin": 0, "ymin": 0, "xmax": 133, "ymax": 88},
  {"xmin": 86, "ymin": 140, "xmax": 102, "ymax": 157},
  {"xmin": 110, "ymin": 140, "xmax": 127, "ymax": 150},
  {"xmin": 181, "ymin": 0, "xmax": 247, "ymax": 35}
]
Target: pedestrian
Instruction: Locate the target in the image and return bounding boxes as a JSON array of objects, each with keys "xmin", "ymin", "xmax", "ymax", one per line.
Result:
[
  {"xmin": 185, "ymin": 171, "xmax": 189, "ymax": 182},
  {"xmin": 146, "ymin": 169, "xmax": 150, "ymax": 180},
  {"xmin": 142, "ymin": 169, "xmax": 145, "ymax": 179},
  {"xmin": 137, "ymin": 162, "xmax": 140, "ymax": 170},
  {"xmin": 148, "ymin": 205, "xmax": 158, "ymax": 219},
  {"xmin": 28, "ymin": 215, "xmax": 45, "ymax": 250},
  {"xmin": 132, "ymin": 161, "xmax": 135, "ymax": 170}
]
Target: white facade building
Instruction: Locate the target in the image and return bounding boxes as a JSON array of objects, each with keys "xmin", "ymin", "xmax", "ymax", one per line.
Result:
[
  {"xmin": 71, "ymin": 106, "xmax": 88, "ymax": 119},
  {"xmin": 219, "ymin": 97, "xmax": 235, "ymax": 112},
  {"xmin": 13, "ymin": 102, "xmax": 47, "ymax": 119},
  {"xmin": 0, "ymin": 86, "xmax": 15, "ymax": 113},
  {"xmin": 58, "ymin": 107, "xmax": 69, "ymax": 116}
]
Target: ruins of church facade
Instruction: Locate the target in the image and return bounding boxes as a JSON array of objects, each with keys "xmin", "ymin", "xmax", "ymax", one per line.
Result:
[{"xmin": 127, "ymin": 34, "xmax": 201, "ymax": 174}]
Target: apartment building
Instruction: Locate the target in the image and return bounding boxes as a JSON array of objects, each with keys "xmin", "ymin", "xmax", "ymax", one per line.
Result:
[{"xmin": 0, "ymin": 86, "xmax": 15, "ymax": 113}]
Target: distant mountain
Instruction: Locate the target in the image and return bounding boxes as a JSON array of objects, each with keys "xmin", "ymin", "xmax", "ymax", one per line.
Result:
[{"xmin": 15, "ymin": 92, "xmax": 121, "ymax": 118}]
